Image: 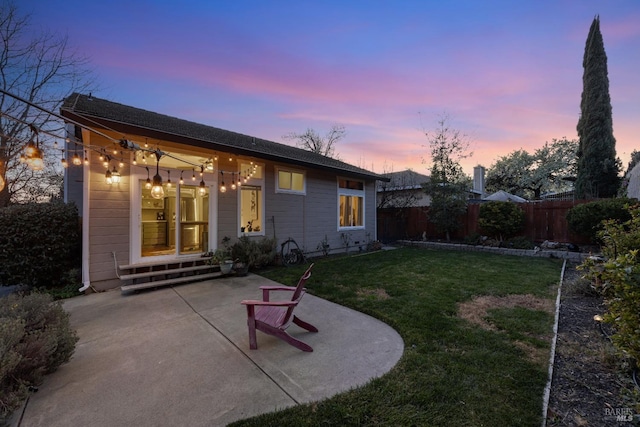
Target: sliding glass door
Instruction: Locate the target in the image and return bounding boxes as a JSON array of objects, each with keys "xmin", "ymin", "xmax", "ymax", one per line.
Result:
[{"xmin": 140, "ymin": 181, "xmax": 209, "ymax": 258}]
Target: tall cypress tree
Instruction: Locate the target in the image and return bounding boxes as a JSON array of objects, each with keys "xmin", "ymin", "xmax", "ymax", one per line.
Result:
[{"xmin": 575, "ymin": 16, "xmax": 620, "ymax": 199}]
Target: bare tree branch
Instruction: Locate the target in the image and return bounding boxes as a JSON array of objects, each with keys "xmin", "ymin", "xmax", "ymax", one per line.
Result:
[
  {"xmin": 0, "ymin": 1, "xmax": 96, "ymax": 206},
  {"xmin": 283, "ymin": 124, "xmax": 345, "ymax": 159}
]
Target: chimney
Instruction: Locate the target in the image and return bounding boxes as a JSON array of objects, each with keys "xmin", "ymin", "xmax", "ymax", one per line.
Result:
[{"xmin": 473, "ymin": 165, "xmax": 485, "ymax": 197}]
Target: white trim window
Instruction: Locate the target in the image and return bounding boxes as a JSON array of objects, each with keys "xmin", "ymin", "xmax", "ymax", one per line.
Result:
[
  {"xmin": 276, "ymin": 167, "xmax": 306, "ymax": 194},
  {"xmin": 239, "ymin": 162, "xmax": 265, "ymax": 235},
  {"xmin": 338, "ymin": 178, "xmax": 365, "ymax": 229}
]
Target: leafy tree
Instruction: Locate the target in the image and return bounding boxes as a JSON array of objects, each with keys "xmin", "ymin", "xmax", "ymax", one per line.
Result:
[
  {"xmin": 565, "ymin": 198, "xmax": 633, "ymax": 242},
  {"xmin": 283, "ymin": 125, "xmax": 345, "ymax": 159},
  {"xmin": 486, "ymin": 138, "xmax": 577, "ymax": 200},
  {"xmin": 422, "ymin": 115, "xmax": 472, "ymax": 241},
  {"xmin": 477, "ymin": 201, "xmax": 525, "ymax": 241},
  {"xmin": 0, "ymin": 2, "xmax": 94, "ymax": 207},
  {"xmin": 575, "ymin": 16, "xmax": 621, "ymax": 199}
]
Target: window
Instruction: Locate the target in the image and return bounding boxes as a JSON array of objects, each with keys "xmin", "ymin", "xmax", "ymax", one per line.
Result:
[
  {"xmin": 239, "ymin": 162, "xmax": 264, "ymax": 234},
  {"xmin": 276, "ymin": 168, "xmax": 305, "ymax": 194},
  {"xmin": 338, "ymin": 178, "xmax": 365, "ymax": 229}
]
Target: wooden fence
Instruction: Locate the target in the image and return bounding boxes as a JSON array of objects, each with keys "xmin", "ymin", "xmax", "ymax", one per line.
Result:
[{"xmin": 377, "ymin": 200, "xmax": 593, "ymax": 245}]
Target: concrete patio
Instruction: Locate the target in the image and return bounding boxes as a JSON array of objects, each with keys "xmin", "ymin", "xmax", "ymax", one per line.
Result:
[{"xmin": 12, "ymin": 273, "xmax": 404, "ymax": 426}]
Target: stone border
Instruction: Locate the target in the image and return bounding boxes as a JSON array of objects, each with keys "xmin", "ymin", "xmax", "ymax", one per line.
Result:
[{"xmin": 398, "ymin": 240, "xmax": 590, "ymax": 263}]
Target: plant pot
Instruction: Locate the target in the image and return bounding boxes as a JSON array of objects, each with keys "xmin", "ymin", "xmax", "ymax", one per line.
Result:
[
  {"xmin": 220, "ymin": 260, "xmax": 234, "ymax": 275},
  {"xmin": 234, "ymin": 262, "xmax": 249, "ymax": 276}
]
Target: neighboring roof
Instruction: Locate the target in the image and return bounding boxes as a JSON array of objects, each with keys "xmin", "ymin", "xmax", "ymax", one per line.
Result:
[
  {"xmin": 61, "ymin": 93, "xmax": 388, "ymax": 181},
  {"xmin": 483, "ymin": 190, "xmax": 527, "ymax": 203},
  {"xmin": 378, "ymin": 170, "xmax": 430, "ymax": 192}
]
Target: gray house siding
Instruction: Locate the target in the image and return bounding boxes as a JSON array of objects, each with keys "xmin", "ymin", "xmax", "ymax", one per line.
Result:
[{"xmin": 87, "ymin": 145, "xmax": 130, "ymax": 290}]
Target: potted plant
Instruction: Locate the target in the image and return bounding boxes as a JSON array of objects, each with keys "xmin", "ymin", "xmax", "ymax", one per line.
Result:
[{"xmin": 210, "ymin": 237, "xmax": 234, "ymax": 274}]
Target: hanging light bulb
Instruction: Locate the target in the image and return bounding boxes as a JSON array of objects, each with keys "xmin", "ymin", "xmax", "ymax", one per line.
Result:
[
  {"xmin": 61, "ymin": 150, "xmax": 68, "ymax": 168},
  {"xmin": 199, "ymin": 166, "xmax": 204, "ymax": 177},
  {"xmin": 111, "ymin": 166, "xmax": 121, "ymax": 183},
  {"xmin": 231, "ymin": 173, "xmax": 236, "ymax": 190},
  {"xmin": 220, "ymin": 171, "xmax": 226, "ymax": 193},
  {"xmin": 191, "ymin": 169, "xmax": 196, "ymax": 181},
  {"xmin": 145, "ymin": 167, "xmax": 152, "ymax": 189},
  {"xmin": 24, "ymin": 125, "xmax": 44, "ymax": 170},
  {"xmin": 105, "ymin": 168, "xmax": 113, "ymax": 185},
  {"xmin": 72, "ymin": 151, "xmax": 82, "ymax": 166},
  {"xmin": 179, "ymin": 171, "xmax": 184, "ymax": 185},
  {"xmin": 237, "ymin": 176, "xmax": 242, "ymax": 187},
  {"xmin": 150, "ymin": 156, "xmax": 164, "ymax": 199},
  {"xmin": 166, "ymin": 170, "xmax": 172, "ymax": 188},
  {"xmin": 199, "ymin": 178, "xmax": 207, "ymax": 195},
  {"xmin": 24, "ymin": 133, "xmax": 44, "ymax": 171},
  {"xmin": 84, "ymin": 150, "xmax": 89, "ymax": 165}
]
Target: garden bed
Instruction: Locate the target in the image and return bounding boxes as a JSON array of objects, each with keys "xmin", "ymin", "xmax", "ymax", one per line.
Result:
[{"xmin": 547, "ymin": 264, "xmax": 639, "ymax": 426}]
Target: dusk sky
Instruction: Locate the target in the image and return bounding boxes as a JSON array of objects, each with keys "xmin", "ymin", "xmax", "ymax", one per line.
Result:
[{"xmin": 23, "ymin": 0, "xmax": 640, "ymax": 176}]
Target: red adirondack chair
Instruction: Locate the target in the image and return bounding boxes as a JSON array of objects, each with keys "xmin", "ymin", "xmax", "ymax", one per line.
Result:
[{"xmin": 241, "ymin": 264, "xmax": 318, "ymax": 352}]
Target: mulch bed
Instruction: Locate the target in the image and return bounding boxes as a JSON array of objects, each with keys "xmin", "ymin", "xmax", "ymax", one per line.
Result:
[{"xmin": 547, "ymin": 263, "xmax": 639, "ymax": 426}]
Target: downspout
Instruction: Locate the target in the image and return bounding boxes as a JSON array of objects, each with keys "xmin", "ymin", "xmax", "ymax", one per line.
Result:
[{"xmin": 78, "ymin": 135, "xmax": 91, "ymax": 292}]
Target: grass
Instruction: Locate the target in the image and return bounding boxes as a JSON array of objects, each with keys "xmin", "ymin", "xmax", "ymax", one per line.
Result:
[{"xmin": 230, "ymin": 246, "xmax": 563, "ymax": 427}]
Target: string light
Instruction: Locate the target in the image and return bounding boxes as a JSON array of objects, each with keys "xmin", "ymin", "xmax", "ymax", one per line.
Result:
[
  {"xmin": 150, "ymin": 153, "xmax": 164, "ymax": 199},
  {"xmin": 105, "ymin": 168, "xmax": 112, "ymax": 184},
  {"xmin": 111, "ymin": 166, "xmax": 121, "ymax": 183},
  {"xmin": 179, "ymin": 171, "xmax": 184, "ymax": 185},
  {"xmin": 166, "ymin": 170, "xmax": 172, "ymax": 188},
  {"xmin": 199, "ymin": 178, "xmax": 206, "ymax": 195},
  {"xmin": 231, "ymin": 173, "xmax": 236, "ymax": 190},
  {"xmin": 24, "ymin": 129, "xmax": 44, "ymax": 171},
  {"xmin": 84, "ymin": 150, "xmax": 89, "ymax": 165},
  {"xmin": 72, "ymin": 151, "xmax": 82, "ymax": 166},
  {"xmin": 145, "ymin": 167, "xmax": 152, "ymax": 189},
  {"xmin": 61, "ymin": 150, "xmax": 68, "ymax": 168},
  {"xmin": 192, "ymin": 169, "xmax": 196, "ymax": 181},
  {"xmin": 220, "ymin": 171, "xmax": 226, "ymax": 193}
]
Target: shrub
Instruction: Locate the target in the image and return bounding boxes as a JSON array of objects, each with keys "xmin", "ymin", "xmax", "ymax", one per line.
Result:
[
  {"xmin": 505, "ymin": 236, "xmax": 535, "ymax": 249},
  {"xmin": 463, "ymin": 232, "xmax": 482, "ymax": 246},
  {"xmin": 477, "ymin": 201, "xmax": 525, "ymax": 241},
  {"xmin": 566, "ymin": 198, "xmax": 633, "ymax": 242},
  {"xmin": 0, "ymin": 202, "xmax": 81, "ymax": 288},
  {"xmin": 579, "ymin": 203, "xmax": 640, "ymax": 366},
  {"xmin": 0, "ymin": 292, "xmax": 78, "ymax": 419},
  {"xmin": 231, "ymin": 236, "xmax": 277, "ymax": 269}
]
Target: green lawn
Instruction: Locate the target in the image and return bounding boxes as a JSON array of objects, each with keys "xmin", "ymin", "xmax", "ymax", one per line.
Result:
[{"xmin": 230, "ymin": 246, "xmax": 563, "ymax": 427}]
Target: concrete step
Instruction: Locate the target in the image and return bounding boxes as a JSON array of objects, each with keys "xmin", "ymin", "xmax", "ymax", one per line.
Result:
[{"xmin": 119, "ymin": 264, "xmax": 216, "ymax": 281}]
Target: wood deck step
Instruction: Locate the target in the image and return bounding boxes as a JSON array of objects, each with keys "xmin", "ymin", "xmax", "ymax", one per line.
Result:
[
  {"xmin": 119, "ymin": 264, "xmax": 215, "ymax": 281},
  {"xmin": 121, "ymin": 271, "xmax": 223, "ymax": 293},
  {"xmin": 119, "ymin": 255, "xmax": 207, "ymax": 271}
]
